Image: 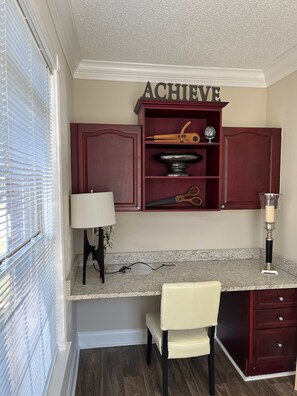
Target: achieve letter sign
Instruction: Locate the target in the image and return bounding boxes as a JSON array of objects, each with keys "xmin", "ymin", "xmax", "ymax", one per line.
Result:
[{"xmin": 141, "ymin": 81, "xmax": 221, "ymax": 102}]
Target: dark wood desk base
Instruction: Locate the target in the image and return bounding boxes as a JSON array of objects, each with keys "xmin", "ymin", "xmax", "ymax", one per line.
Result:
[{"xmin": 217, "ymin": 289, "xmax": 297, "ymax": 376}]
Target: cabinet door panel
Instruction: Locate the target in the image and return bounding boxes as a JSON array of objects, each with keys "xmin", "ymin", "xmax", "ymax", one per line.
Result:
[
  {"xmin": 71, "ymin": 123, "xmax": 141, "ymax": 211},
  {"xmin": 221, "ymin": 127, "xmax": 281, "ymax": 209},
  {"xmin": 253, "ymin": 327, "xmax": 297, "ymax": 363}
]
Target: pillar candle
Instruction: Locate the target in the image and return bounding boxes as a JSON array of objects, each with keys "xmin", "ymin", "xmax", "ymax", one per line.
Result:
[{"xmin": 265, "ymin": 205, "xmax": 275, "ymax": 223}]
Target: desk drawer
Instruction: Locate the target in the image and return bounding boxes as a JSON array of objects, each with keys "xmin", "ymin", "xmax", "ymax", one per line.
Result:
[
  {"xmin": 253, "ymin": 327, "xmax": 297, "ymax": 363},
  {"xmin": 254, "ymin": 289, "xmax": 297, "ymax": 309},
  {"xmin": 254, "ymin": 307, "xmax": 297, "ymax": 329}
]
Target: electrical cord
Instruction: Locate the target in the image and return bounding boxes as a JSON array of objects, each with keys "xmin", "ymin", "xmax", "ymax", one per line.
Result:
[{"xmin": 93, "ymin": 260, "xmax": 175, "ymax": 274}]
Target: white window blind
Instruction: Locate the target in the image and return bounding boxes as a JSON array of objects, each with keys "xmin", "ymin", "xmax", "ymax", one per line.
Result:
[{"xmin": 0, "ymin": 1, "xmax": 58, "ymax": 395}]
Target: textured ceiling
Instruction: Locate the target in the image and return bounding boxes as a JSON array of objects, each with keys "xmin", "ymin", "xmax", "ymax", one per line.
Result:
[{"xmin": 69, "ymin": 0, "xmax": 297, "ymax": 70}]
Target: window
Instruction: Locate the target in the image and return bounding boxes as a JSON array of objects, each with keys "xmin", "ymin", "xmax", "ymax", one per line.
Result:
[{"xmin": 0, "ymin": 1, "xmax": 58, "ymax": 395}]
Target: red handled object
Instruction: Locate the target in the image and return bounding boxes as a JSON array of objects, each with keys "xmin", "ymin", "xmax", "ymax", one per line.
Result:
[{"xmin": 146, "ymin": 185, "xmax": 202, "ymax": 208}]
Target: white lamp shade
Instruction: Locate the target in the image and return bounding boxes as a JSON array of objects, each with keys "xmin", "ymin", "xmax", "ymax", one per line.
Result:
[{"xmin": 70, "ymin": 192, "xmax": 116, "ymax": 229}]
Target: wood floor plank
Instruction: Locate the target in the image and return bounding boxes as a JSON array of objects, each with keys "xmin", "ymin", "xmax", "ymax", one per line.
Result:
[
  {"xmin": 75, "ymin": 348, "xmax": 103, "ymax": 395},
  {"xmin": 124, "ymin": 376, "xmax": 148, "ymax": 396},
  {"xmin": 167, "ymin": 359, "xmax": 193, "ymax": 395},
  {"xmin": 176, "ymin": 357, "xmax": 209, "ymax": 395},
  {"xmin": 101, "ymin": 347, "xmax": 125, "ymax": 396},
  {"xmin": 270, "ymin": 378, "xmax": 296, "ymax": 396},
  {"xmin": 75, "ymin": 342, "xmax": 297, "ymax": 396},
  {"xmin": 141, "ymin": 346, "xmax": 163, "ymax": 396}
]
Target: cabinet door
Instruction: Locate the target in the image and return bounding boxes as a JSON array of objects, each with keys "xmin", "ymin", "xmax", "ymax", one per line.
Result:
[
  {"xmin": 221, "ymin": 127, "xmax": 281, "ymax": 209},
  {"xmin": 71, "ymin": 123, "xmax": 142, "ymax": 211},
  {"xmin": 253, "ymin": 327, "xmax": 297, "ymax": 364}
]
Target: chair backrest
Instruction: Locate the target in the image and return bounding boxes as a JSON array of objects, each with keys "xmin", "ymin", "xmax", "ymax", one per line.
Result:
[{"xmin": 160, "ymin": 281, "xmax": 221, "ymax": 331}]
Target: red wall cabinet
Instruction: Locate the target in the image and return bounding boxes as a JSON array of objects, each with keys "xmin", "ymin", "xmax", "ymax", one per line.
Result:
[
  {"xmin": 70, "ymin": 123, "xmax": 142, "ymax": 211},
  {"xmin": 221, "ymin": 127, "xmax": 281, "ymax": 209},
  {"xmin": 70, "ymin": 122, "xmax": 281, "ymax": 212}
]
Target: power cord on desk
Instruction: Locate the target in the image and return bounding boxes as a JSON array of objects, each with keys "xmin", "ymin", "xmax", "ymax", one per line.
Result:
[{"xmin": 92, "ymin": 261, "xmax": 176, "ymax": 274}]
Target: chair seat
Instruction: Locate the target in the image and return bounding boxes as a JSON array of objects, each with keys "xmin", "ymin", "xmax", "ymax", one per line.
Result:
[{"xmin": 146, "ymin": 312, "xmax": 210, "ymax": 359}]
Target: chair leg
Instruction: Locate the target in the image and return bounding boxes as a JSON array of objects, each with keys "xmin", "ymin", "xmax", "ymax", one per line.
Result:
[
  {"xmin": 147, "ymin": 328, "xmax": 152, "ymax": 365},
  {"xmin": 162, "ymin": 331, "xmax": 168, "ymax": 396},
  {"xmin": 208, "ymin": 326, "xmax": 215, "ymax": 395}
]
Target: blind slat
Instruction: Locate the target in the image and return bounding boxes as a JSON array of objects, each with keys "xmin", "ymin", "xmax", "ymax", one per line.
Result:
[{"xmin": 0, "ymin": 1, "xmax": 57, "ymax": 395}]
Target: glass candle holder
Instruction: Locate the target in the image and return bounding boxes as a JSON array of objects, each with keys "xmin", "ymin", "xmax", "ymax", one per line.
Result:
[{"xmin": 259, "ymin": 193, "xmax": 281, "ymax": 275}]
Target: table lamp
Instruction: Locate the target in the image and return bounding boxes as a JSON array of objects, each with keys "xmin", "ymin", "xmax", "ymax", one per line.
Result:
[
  {"xmin": 70, "ymin": 192, "xmax": 116, "ymax": 284},
  {"xmin": 259, "ymin": 193, "xmax": 281, "ymax": 275}
]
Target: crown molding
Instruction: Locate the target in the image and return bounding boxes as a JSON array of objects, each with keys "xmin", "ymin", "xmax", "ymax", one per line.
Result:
[
  {"xmin": 74, "ymin": 60, "xmax": 266, "ymax": 88},
  {"xmin": 264, "ymin": 45, "xmax": 297, "ymax": 87},
  {"xmin": 46, "ymin": 0, "xmax": 81, "ymax": 75}
]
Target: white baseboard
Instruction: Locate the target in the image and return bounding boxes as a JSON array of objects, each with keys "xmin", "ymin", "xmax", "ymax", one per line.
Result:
[
  {"xmin": 68, "ymin": 336, "xmax": 80, "ymax": 396},
  {"xmin": 47, "ymin": 340, "xmax": 78, "ymax": 396},
  {"xmin": 77, "ymin": 328, "xmax": 147, "ymax": 349},
  {"xmin": 216, "ymin": 337, "xmax": 295, "ymax": 381}
]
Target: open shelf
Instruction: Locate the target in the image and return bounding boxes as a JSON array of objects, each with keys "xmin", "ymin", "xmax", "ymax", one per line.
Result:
[{"xmin": 134, "ymin": 99, "xmax": 228, "ymax": 211}]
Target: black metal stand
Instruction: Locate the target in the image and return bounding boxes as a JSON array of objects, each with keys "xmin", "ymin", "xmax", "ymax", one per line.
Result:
[
  {"xmin": 261, "ymin": 226, "xmax": 278, "ymax": 275},
  {"xmin": 82, "ymin": 228, "xmax": 105, "ymax": 284},
  {"xmin": 266, "ymin": 239, "xmax": 273, "ymax": 264}
]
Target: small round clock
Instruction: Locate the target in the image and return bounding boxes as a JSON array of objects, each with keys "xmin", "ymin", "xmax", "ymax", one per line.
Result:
[{"xmin": 204, "ymin": 126, "xmax": 216, "ymax": 143}]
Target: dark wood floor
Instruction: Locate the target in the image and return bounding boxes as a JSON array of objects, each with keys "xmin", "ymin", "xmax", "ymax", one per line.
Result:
[{"xmin": 75, "ymin": 342, "xmax": 296, "ymax": 396}]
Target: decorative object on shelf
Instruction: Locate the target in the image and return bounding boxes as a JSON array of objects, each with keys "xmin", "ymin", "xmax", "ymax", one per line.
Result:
[
  {"xmin": 146, "ymin": 185, "xmax": 202, "ymax": 208},
  {"xmin": 259, "ymin": 193, "xmax": 281, "ymax": 275},
  {"xmin": 146, "ymin": 132, "xmax": 200, "ymax": 143},
  {"xmin": 94, "ymin": 225, "xmax": 114, "ymax": 255},
  {"xmin": 155, "ymin": 152, "xmax": 203, "ymax": 177},
  {"xmin": 140, "ymin": 81, "xmax": 221, "ymax": 102},
  {"xmin": 146, "ymin": 121, "xmax": 200, "ymax": 143},
  {"xmin": 204, "ymin": 126, "xmax": 216, "ymax": 143},
  {"xmin": 70, "ymin": 191, "xmax": 116, "ymax": 284}
]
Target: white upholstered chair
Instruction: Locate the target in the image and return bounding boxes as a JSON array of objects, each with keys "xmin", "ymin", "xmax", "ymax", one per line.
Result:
[{"xmin": 146, "ymin": 281, "xmax": 222, "ymax": 396}]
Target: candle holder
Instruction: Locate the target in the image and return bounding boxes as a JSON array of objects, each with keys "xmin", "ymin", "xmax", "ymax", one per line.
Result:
[{"xmin": 259, "ymin": 193, "xmax": 281, "ymax": 275}]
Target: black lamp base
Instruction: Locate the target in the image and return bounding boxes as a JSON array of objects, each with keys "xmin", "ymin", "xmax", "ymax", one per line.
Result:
[{"xmin": 83, "ymin": 228, "xmax": 105, "ymax": 284}]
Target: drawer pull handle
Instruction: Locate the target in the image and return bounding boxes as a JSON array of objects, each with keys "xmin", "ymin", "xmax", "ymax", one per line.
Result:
[
  {"xmin": 278, "ymin": 316, "xmax": 284, "ymax": 321},
  {"xmin": 276, "ymin": 342, "xmax": 283, "ymax": 348},
  {"xmin": 278, "ymin": 296, "xmax": 284, "ymax": 302}
]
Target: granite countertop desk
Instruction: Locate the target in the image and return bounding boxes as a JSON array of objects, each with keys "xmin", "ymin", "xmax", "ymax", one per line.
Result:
[{"xmin": 67, "ymin": 249, "xmax": 297, "ymax": 301}]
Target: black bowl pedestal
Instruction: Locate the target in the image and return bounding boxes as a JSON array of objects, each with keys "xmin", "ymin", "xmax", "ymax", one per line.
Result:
[{"xmin": 155, "ymin": 152, "xmax": 203, "ymax": 176}]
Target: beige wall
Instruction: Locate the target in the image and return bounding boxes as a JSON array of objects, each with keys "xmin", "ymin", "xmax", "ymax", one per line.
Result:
[
  {"xmin": 73, "ymin": 80, "xmax": 267, "ymax": 254},
  {"xmin": 73, "ymin": 81, "xmax": 267, "ymax": 127},
  {"xmin": 267, "ymin": 71, "xmax": 297, "ymax": 262}
]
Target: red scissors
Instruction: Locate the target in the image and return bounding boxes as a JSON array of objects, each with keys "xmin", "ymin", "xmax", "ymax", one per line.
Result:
[{"xmin": 146, "ymin": 185, "xmax": 202, "ymax": 207}]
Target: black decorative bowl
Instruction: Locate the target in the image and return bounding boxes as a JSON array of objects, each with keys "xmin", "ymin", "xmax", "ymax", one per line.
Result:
[{"xmin": 155, "ymin": 152, "xmax": 203, "ymax": 176}]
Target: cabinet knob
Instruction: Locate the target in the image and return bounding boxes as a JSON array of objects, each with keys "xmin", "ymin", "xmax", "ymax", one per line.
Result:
[
  {"xmin": 276, "ymin": 342, "xmax": 283, "ymax": 348},
  {"xmin": 277, "ymin": 316, "xmax": 284, "ymax": 322},
  {"xmin": 278, "ymin": 296, "xmax": 284, "ymax": 302},
  {"xmin": 221, "ymin": 205, "xmax": 225, "ymax": 209},
  {"xmin": 136, "ymin": 206, "xmax": 140, "ymax": 210}
]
